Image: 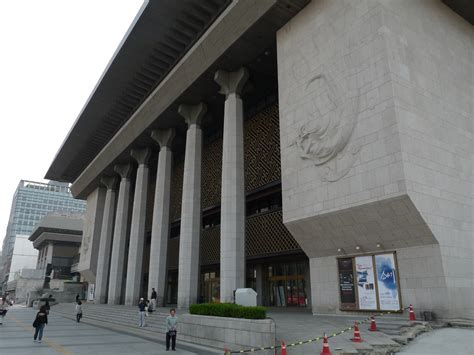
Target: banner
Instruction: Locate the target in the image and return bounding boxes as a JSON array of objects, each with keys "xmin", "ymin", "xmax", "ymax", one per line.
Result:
[
  {"xmin": 375, "ymin": 253, "xmax": 400, "ymax": 310},
  {"xmin": 338, "ymin": 258, "xmax": 356, "ymax": 309},
  {"xmin": 355, "ymin": 256, "xmax": 377, "ymax": 310}
]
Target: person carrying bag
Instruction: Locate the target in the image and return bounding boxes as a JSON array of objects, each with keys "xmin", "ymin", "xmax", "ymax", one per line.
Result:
[
  {"xmin": 165, "ymin": 308, "xmax": 178, "ymax": 351},
  {"xmin": 32, "ymin": 305, "xmax": 48, "ymax": 343}
]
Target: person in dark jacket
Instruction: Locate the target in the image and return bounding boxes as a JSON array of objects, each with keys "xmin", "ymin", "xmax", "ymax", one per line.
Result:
[
  {"xmin": 33, "ymin": 305, "xmax": 48, "ymax": 342},
  {"xmin": 138, "ymin": 298, "xmax": 146, "ymax": 327}
]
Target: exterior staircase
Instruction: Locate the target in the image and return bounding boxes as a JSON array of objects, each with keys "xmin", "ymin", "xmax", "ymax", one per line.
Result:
[{"xmin": 52, "ymin": 302, "xmax": 170, "ymax": 334}]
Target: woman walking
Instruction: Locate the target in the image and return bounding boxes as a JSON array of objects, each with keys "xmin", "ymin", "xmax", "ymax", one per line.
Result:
[
  {"xmin": 75, "ymin": 301, "xmax": 83, "ymax": 322},
  {"xmin": 32, "ymin": 305, "xmax": 48, "ymax": 343}
]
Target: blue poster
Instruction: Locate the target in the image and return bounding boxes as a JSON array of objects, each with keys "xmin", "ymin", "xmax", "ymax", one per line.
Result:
[{"xmin": 375, "ymin": 253, "xmax": 400, "ymax": 311}]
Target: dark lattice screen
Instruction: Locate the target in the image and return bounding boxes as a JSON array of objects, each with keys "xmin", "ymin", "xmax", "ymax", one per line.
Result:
[
  {"xmin": 200, "ymin": 226, "xmax": 220, "ymax": 265},
  {"xmin": 244, "ymin": 103, "xmax": 281, "ymax": 191},
  {"xmin": 246, "ymin": 210, "xmax": 300, "ymax": 257},
  {"xmin": 169, "ymin": 162, "xmax": 184, "ymax": 222},
  {"xmin": 201, "ymin": 138, "xmax": 223, "ymax": 209}
]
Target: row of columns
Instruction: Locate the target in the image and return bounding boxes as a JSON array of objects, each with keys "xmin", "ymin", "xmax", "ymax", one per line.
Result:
[{"xmin": 94, "ymin": 68, "xmax": 249, "ymax": 307}]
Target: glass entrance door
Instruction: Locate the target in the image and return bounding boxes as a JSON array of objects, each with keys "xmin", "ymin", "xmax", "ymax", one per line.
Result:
[
  {"xmin": 200, "ymin": 271, "xmax": 220, "ymax": 303},
  {"xmin": 265, "ymin": 261, "xmax": 307, "ymax": 307}
]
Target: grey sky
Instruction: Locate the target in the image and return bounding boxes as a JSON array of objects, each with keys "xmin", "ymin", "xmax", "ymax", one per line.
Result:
[{"xmin": 0, "ymin": 0, "xmax": 143, "ymax": 248}]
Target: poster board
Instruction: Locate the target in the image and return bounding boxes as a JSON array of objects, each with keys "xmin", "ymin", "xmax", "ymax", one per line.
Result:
[
  {"xmin": 337, "ymin": 252, "xmax": 401, "ymax": 312},
  {"xmin": 338, "ymin": 258, "xmax": 356, "ymax": 310},
  {"xmin": 355, "ymin": 256, "xmax": 377, "ymax": 310},
  {"xmin": 375, "ymin": 253, "xmax": 401, "ymax": 311}
]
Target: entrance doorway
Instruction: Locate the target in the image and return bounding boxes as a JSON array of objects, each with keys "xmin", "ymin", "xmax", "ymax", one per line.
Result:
[
  {"xmin": 166, "ymin": 270, "xmax": 178, "ymax": 305},
  {"xmin": 264, "ymin": 262, "xmax": 308, "ymax": 307},
  {"xmin": 200, "ymin": 270, "xmax": 220, "ymax": 303}
]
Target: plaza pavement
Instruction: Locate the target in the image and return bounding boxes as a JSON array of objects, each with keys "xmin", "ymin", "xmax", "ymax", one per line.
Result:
[
  {"xmin": 0, "ymin": 305, "xmax": 215, "ymax": 355},
  {"xmin": 397, "ymin": 327, "xmax": 474, "ymax": 355}
]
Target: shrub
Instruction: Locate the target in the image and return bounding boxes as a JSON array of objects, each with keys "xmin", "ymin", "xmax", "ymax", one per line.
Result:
[{"xmin": 189, "ymin": 303, "xmax": 266, "ymax": 319}]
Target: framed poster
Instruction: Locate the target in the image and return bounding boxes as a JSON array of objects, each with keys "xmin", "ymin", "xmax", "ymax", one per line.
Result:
[
  {"xmin": 375, "ymin": 253, "xmax": 401, "ymax": 311},
  {"xmin": 338, "ymin": 257, "xmax": 356, "ymax": 310},
  {"xmin": 355, "ymin": 256, "xmax": 377, "ymax": 310}
]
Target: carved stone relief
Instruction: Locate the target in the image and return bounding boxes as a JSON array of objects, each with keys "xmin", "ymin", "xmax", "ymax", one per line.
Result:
[{"xmin": 293, "ymin": 71, "xmax": 361, "ymax": 182}]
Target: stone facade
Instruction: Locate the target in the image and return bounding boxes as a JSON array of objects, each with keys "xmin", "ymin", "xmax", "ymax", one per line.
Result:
[
  {"xmin": 51, "ymin": 0, "xmax": 471, "ymax": 322},
  {"xmin": 278, "ymin": 0, "xmax": 473, "ymax": 319}
]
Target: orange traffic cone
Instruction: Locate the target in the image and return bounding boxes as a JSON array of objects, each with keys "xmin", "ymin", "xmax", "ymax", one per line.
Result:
[
  {"xmin": 409, "ymin": 304, "xmax": 416, "ymax": 321},
  {"xmin": 321, "ymin": 334, "xmax": 332, "ymax": 355},
  {"xmin": 369, "ymin": 316, "xmax": 378, "ymax": 331},
  {"xmin": 351, "ymin": 322, "xmax": 363, "ymax": 342},
  {"xmin": 281, "ymin": 340, "xmax": 287, "ymax": 355}
]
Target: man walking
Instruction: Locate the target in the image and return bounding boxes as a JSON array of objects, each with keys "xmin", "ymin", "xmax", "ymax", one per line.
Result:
[
  {"xmin": 150, "ymin": 288, "xmax": 157, "ymax": 311},
  {"xmin": 165, "ymin": 308, "xmax": 178, "ymax": 351},
  {"xmin": 138, "ymin": 298, "xmax": 146, "ymax": 327}
]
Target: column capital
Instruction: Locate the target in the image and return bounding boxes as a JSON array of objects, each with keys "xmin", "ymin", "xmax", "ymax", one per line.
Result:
[
  {"xmin": 151, "ymin": 128, "xmax": 176, "ymax": 149},
  {"xmin": 131, "ymin": 148, "xmax": 151, "ymax": 165},
  {"xmin": 178, "ymin": 102, "xmax": 207, "ymax": 128},
  {"xmin": 114, "ymin": 164, "xmax": 132, "ymax": 180},
  {"xmin": 100, "ymin": 176, "xmax": 119, "ymax": 190},
  {"xmin": 214, "ymin": 67, "xmax": 249, "ymax": 97}
]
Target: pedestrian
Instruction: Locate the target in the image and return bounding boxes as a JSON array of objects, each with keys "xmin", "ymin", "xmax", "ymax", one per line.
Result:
[
  {"xmin": 75, "ymin": 301, "xmax": 83, "ymax": 322},
  {"xmin": 165, "ymin": 308, "xmax": 178, "ymax": 351},
  {"xmin": 138, "ymin": 298, "xmax": 146, "ymax": 327},
  {"xmin": 44, "ymin": 300, "xmax": 51, "ymax": 315},
  {"xmin": 75, "ymin": 294, "xmax": 80, "ymax": 302},
  {"xmin": 33, "ymin": 305, "xmax": 48, "ymax": 343},
  {"xmin": 0, "ymin": 297, "xmax": 8, "ymax": 325},
  {"xmin": 150, "ymin": 288, "xmax": 157, "ymax": 311}
]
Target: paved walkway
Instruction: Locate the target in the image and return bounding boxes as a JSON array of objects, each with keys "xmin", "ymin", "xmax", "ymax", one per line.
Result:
[
  {"xmin": 0, "ymin": 305, "xmax": 212, "ymax": 355},
  {"xmin": 397, "ymin": 327, "xmax": 474, "ymax": 354}
]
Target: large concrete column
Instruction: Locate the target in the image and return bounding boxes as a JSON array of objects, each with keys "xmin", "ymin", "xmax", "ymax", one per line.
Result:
[
  {"xmin": 125, "ymin": 148, "xmax": 151, "ymax": 306},
  {"xmin": 108, "ymin": 164, "xmax": 132, "ymax": 305},
  {"xmin": 94, "ymin": 176, "xmax": 118, "ymax": 304},
  {"xmin": 148, "ymin": 129, "xmax": 175, "ymax": 306},
  {"xmin": 214, "ymin": 67, "xmax": 249, "ymax": 302},
  {"xmin": 177, "ymin": 103, "xmax": 206, "ymax": 308}
]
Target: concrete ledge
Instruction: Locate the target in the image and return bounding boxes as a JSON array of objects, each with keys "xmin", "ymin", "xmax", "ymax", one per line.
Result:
[{"xmin": 180, "ymin": 314, "xmax": 276, "ymax": 353}]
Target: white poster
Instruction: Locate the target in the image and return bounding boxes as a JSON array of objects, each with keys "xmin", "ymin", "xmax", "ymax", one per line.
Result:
[
  {"xmin": 355, "ymin": 256, "xmax": 377, "ymax": 310},
  {"xmin": 375, "ymin": 253, "xmax": 401, "ymax": 311}
]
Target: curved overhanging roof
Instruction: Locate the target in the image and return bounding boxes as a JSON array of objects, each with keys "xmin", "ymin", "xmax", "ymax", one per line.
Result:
[{"xmin": 46, "ymin": 0, "xmax": 232, "ymax": 182}]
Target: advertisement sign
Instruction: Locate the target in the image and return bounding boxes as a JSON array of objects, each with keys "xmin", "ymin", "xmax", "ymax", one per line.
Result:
[
  {"xmin": 375, "ymin": 253, "xmax": 400, "ymax": 311},
  {"xmin": 355, "ymin": 256, "xmax": 377, "ymax": 310},
  {"xmin": 338, "ymin": 258, "xmax": 356, "ymax": 309}
]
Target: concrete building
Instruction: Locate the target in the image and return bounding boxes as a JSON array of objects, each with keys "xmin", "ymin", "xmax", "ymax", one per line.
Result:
[
  {"xmin": 45, "ymin": 1, "xmax": 472, "ymax": 319},
  {"xmin": 5, "ymin": 213, "xmax": 84, "ymax": 304},
  {"xmin": 1, "ymin": 180, "xmax": 86, "ymax": 289},
  {"xmin": 6, "ymin": 235, "xmax": 38, "ymax": 284},
  {"xmin": 29, "ymin": 213, "xmax": 83, "ymax": 280}
]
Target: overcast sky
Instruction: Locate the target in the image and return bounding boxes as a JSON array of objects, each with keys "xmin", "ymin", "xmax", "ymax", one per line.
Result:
[{"xmin": 0, "ymin": 0, "xmax": 143, "ymax": 249}]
